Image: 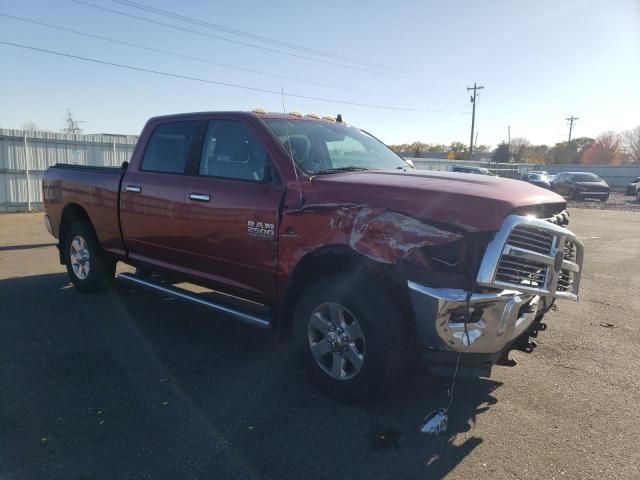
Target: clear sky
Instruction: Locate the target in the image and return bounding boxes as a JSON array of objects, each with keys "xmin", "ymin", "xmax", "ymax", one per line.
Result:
[{"xmin": 1, "ymin": 0, "xmax": 638, "ymax": 147}]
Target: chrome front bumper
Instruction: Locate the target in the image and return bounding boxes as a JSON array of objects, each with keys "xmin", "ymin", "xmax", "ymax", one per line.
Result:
[{"xmin": 408, "ymin": 281, "xmax": 547, "ymax": 354}]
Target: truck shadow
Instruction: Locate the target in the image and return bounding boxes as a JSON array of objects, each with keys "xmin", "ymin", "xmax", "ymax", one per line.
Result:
[{"xmin": 1, "ymin": 272, "xmax": 502, "ymax": 479}]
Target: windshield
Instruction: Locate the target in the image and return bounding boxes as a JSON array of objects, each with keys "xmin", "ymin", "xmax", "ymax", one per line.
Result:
[
  {"xmin": 262, "ymin": 118, "xmax": 411, "ymax": 174},
  {"xmin": 573, "ymin": 173, "xmax": 603, "ymax": 182},
  {"xmin": 528, "ymin": 174, "xmax": 544, "ymax": 180}
]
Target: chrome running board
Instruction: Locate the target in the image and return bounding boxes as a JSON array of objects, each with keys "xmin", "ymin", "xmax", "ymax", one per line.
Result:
[{"xmin": 117, "ymin": 272, "xmax": 271, "ymax": 329}]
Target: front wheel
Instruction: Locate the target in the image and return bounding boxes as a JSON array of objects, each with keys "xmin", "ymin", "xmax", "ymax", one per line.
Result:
[
  {"xmin": 64, "ymin": 222, "xmax": 115, "ymax": 293},
  {"xmin": 294, "ymin": 275, "xmax": 408, "ymax": 402}
]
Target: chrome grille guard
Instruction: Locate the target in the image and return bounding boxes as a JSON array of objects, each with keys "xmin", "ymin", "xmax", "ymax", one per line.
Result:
[{"xmin": 476, "ymin": 215, "xmax": 584, "ymax": 300}]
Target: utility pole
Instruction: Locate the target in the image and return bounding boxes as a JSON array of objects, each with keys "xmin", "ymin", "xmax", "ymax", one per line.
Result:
[
  {"xmin": 566, "ymin": 115, "xmax": 579, "ymax": 143},
  {"xmin": 508, "ymin": 125, "xmax": 513, "ymax": 163},
  {"xmin": 467, "ymin": 82, "xmax": 484, "ymax": 161}
]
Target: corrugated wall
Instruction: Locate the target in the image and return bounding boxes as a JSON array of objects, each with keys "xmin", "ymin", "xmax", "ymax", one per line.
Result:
[{"xmin": 0, "ymin": 129, "xmax": 137, "ymax": 211}]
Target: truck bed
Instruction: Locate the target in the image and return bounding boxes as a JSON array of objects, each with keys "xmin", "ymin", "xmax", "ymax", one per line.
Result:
[{"xmin": 43, "ymin": 163, "xmax": 126, "ymax": 256}]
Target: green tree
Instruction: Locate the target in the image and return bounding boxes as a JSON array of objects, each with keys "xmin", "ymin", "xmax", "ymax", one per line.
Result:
[
  {"xmin": 492, "ymin": 142, "xmax": 510, "ymax": 163},
  {"xmin": 546, "ymin": 142, "xmax": 575, "ymax": 164},
  {"xmin": 572, "ymin": 137, "xmax": 595, "ymax": 160}
]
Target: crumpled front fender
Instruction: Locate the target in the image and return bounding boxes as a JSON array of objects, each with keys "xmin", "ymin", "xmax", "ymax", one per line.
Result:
[{"xmin": 278, "ymin": 204, "xmax": 462, "ymax": 276}]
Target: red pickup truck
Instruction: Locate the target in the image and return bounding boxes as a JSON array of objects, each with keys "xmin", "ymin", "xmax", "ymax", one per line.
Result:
[{"xmin": 43, "ymin": 110, "xmax": 584, "ymax": 401}]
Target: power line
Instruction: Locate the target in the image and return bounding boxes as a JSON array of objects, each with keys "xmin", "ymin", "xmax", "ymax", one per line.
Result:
[
  {"xmin": 69, "ymin": 0, "xmax": 397, "ymax": 76},
  {"xmin": 0, "ymin": 41, "xmax": 439, "ymax": 112},
  {"xmin": 0, "ymin": 13, "xmax": 376, "ymax": 94},
  {"xmin": 111, "ymin": 0, "xmax": 393, "ymax": 72},
  {"xmin": 108, "ymin": 0, "xmax": 474, "ymax": 90}
]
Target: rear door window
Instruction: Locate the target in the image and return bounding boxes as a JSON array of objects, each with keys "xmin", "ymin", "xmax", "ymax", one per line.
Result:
[{"xmin": 141, "ymin": 121, "xmax": 198, "ymax": 173}]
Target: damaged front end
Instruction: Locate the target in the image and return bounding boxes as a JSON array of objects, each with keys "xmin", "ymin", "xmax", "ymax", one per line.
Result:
[{"xmin": 403, "ymin": 213, "xmax": 584, "ymax": 376}]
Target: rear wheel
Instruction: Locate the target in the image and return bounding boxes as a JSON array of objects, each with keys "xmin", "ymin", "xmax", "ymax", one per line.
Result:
[
  {"xmin": 294, "ymin": 274, "xmax": 408, "ymax": 402},
  {"xmin": 64, "ymin": 222, "xmax": 115, "ymax": 293},
  {"xmin": 570, "ymin": 188, "xmax": 579, "ymax": 200}
]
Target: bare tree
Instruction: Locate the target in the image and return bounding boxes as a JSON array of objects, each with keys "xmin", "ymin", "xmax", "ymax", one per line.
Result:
[
  {"xmin": 510, "ymin": 137, "xmax": 531, "ymax": 162},
  {"xmin": 21, "ymin": 121, "xmax": 39, "ymax": 132},
  {"xmin": 62, "ymin": 108, "xmax": 84, "ymax": 135},
  {"xmin": 524, "ymin": 145, "xmax": 549, "ymax": 164},
  {"xmin": 622, "ymin": 126, "xmax": 640, "ymax": 164}
]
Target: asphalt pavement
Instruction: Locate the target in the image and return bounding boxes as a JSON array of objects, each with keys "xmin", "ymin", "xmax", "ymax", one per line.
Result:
[{"xmin": 0, "ymin": 209, "xmax": 638, "ymax": 479}]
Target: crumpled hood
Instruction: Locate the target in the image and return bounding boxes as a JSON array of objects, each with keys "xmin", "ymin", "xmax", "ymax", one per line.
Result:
[{"xmin": 305, "ymin": 170, "xmax": 566, "ymax": 232}]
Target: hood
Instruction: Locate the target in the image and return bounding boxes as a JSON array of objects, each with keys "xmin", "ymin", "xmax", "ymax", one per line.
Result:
[{"xmin": 305, "ymin": 170, "xmax": 566, "ymax": 232}]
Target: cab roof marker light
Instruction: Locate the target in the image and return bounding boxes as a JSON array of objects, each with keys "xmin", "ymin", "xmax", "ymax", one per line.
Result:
[
  {"xmin": 288, "ymin": 111, "xmax": 303, "ymax": 117},
  {"xmin": 306, "ymin": 112, "xmax": 321, "ymax": 119},
  {"xmin": 252, "ymin": 107, "xmax": 268, "ymax": 114}
]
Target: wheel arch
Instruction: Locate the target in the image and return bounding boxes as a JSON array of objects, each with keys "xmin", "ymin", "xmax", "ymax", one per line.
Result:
[
  {"xmin": 58, "ymin": 203, "xmax": 96, "ymax": 263},
  {"xmin": 276, "ymin": 244, "xmax": 408, "ymax": 340}
]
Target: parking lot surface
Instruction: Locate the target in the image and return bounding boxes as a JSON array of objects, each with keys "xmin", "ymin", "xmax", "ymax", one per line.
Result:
[
  {"xmin": 1, "ymin": 209, "xmax": 639, "ymax": 479},
  {"xmin": 566, "ymin": 191, "xmax": 640, "ymax": 212}
]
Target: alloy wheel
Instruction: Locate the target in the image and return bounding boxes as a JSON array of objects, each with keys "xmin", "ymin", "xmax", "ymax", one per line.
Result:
[
  {"xmin": 307, "ymin": 302, "xmax": 366, "ymax": 380},
  {"xmin": 69, "ymin": 235, "xmax": 91, "ymax": 280}
]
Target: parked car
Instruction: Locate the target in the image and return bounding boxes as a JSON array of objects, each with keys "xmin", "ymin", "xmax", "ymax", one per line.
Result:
[
  {"xmin": 550, "ymin": 172, "xmax": 610, "ymax": 201},
  {"xmin": 521, "ymin": 172, "xmax": 551, "ymax": 189},
  {"xmin": 530, "ymin": 170, "xmax": 550, "ymax": 177},
  {"xmin": 625, "ymin": 177, "xmax": 640, "ymax": 195},
  {"xmin": 452, "ymin": 165, "xmax": 494, "ymax": 175},
  {"xmin": 42, "ymin": 110, "xmax": 584, "ymax": 402}
]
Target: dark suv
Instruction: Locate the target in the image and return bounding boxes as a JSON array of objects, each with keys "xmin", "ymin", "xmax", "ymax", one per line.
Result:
[{"xmin": 551, "ymin": 172, "xmax": 610, "ymax": 201}]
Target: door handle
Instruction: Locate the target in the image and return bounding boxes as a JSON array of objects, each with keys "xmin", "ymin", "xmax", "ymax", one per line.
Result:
[
  {"xmin": 125, "ymin": 185, "xmax": 142, "ymax": 193},
  {"xmin": 189, "ymin": 193, "xmax": 211, "ymax": 202}
]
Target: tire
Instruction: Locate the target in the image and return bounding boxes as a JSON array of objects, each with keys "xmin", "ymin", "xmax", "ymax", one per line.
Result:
[
  {"xmin": 636, "ymin": 189, "xmax": 640, "ymax": 202},
  {"xmin": 601, "ymin": 195, "xmax": 609, "ymax": 202},
  {"xmin": 64, "ymin": 222, "xmax": 116, "ymax": 293},
  {"xmin": 570, "ymin": 188, "xmax": 579, "ymax": 200},
  {"xmin": 294, "ymin": 274, "xmax": 408, "ymax": 402}
]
